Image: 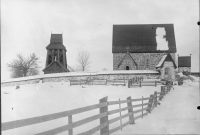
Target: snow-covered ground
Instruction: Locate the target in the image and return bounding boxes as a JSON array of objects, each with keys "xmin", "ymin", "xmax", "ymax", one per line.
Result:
[
  {"xmin": 116, "ymin": 79, "xmax": 200, "ymax": 134},
  {"xmin": 1, "ymin": 76, "xmax": 199, "ymax": 135}
]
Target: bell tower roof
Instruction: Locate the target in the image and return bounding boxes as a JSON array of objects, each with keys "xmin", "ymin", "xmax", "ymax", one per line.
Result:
[
  {"xmin": 46, "ymin": 34, "xmax": 66, "ymax": 50},
  {"xmin": 50, "ymin": 34, "xmax": 63, "ymax": 43}
]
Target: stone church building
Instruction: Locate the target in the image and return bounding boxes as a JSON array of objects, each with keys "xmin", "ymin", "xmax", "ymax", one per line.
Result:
[
  {"xmin": 112, "ymin": 24, "xmax": 177, "ymax": 80},
  {"xmin": 43, "ymin": 34, "xmax": 69, "ymax": 74}
]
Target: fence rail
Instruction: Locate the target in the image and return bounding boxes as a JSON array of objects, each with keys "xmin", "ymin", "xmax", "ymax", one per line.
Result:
[
  {"xmin": 128, "ymin": 77, "xmax": 166, "ymax": 88},
  {"xmin": 2, "ymin": 84, "xmax": 173, "ymax": 135},
  {"xmin": 70, "ymin": 79, "xmax": 128, "ymax": 86},
  {"xmin": 1, "ymin": 102, "xmax": 107, "ymax": 131}
]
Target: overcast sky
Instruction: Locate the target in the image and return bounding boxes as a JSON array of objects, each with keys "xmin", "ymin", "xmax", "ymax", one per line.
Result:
[{"xmin": 1, "ymin": 0, "xmax": 199, "ymax": 80}]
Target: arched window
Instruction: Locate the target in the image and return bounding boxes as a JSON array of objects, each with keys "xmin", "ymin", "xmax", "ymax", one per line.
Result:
[
  {"xmin": 164, "ymin": 67, "xmax": 171, "ymax": 80},
  {"xmin": 126, "ymin": 66, "xmax": 129, "ymax": 70}
]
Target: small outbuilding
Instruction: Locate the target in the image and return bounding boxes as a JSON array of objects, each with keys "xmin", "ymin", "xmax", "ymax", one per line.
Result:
[{"xmin": 178, "ymin": 55, "xmax": 191, "ymax": 73}]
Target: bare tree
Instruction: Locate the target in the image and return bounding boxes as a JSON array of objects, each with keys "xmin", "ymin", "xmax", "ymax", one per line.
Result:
[
  {"xmin": 76, "ymin": 51, "xmax": 91, "ymax": 71},
  {"xmin": 7, "ymin": 53, "xmax": 40, "ymax": 78}
]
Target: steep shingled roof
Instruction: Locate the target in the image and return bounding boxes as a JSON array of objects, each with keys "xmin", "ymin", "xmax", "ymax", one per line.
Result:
[
  {"xmin": 178, "ymin": 56, "xmax": 191, "ymax": 67},
  {"xmin": 112, "ymin": 24, "xmax": 177, "ymax": 53},
  {"xmin": 50, "ymin": 34, "xmax": 63, "ymax": 43},
  {"xmin": 46, "ymin": 34, "xmax": 66, "ymax": 50},
  {"xmin": 156, "ymin": 55, "xmax": 167, "ymax": 68},
  {"xmin": 156, "ymin": 53, "xmax": 177, "ymax": 68}
]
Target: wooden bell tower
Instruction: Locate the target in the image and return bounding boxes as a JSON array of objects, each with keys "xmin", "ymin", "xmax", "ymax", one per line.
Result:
[{"xmin": 43, "ymin": 34, "xmax": 69, "ymax": 74}]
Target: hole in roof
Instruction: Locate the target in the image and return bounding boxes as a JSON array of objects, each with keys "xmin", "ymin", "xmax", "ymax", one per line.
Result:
[{"xmin": 156, "ymin": 27, "xmax": 169, "ymax": 50}]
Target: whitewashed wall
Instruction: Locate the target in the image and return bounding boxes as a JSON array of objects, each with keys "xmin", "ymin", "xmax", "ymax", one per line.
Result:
[{"xmin": 160, "ymin": 61, "xmax": 175, "ymax": 80}]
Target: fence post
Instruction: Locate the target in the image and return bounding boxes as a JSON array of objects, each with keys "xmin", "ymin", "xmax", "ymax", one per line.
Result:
[
  {"xmin": 163, "ymin": 86, "xmax": 166, "ymax": 95},
  {"xmin": 142, "ymin": 96, "xmax": 143, "ymax": 118},
  {"xmin": 133, "ymin": 78, "xmax": 135, "ymax": 84},
  {"xmin": 128, "ymin": 80, "xmax": 130, "ymax": 88},
  {"xmin": 99, "ymin": 97, "xmax": 109, "ymax": 135},
  {"xmin": 154, "ymin": 91, "xmax": 157, "ymax": 107},
  {"xmin": 119, "ymin": 99, "xmax": 122, "ymax": 130},
  {"xmin": 127, "ymin": 96, "xmax": 135, "ymax": 124},
  {"xmin": 167, "ymin": 86, "xmax": 169, "ymax": 92},
  {"xmin": 155, "ymin": 81, "xmax": 157, "ymax": 87},
  {"xmin": 105, "ymin": 79, "xmax": 107, "ymax": 85},
  {"xmin": 68, "ymin": 115, "xmax": 73, "ymax": 135},
  {"xmin": 140, "ymin": 79, "xmax": 141, "ymax": 87},
  {"xmin": 159, "ymin": 86, "xmax": 164, "ymax": 100},
  {"xmin": 168, "ymin": 85, "xmax": 170, "ymax": 92},
  {"xmin": 147, "ymin": 95, "xmax": 153, "ymax": 113}
]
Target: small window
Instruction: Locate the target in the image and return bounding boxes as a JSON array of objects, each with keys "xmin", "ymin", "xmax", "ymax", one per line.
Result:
[{"xmin": 126, "ymin": 66, "xmax": 129, "ymax": 70}]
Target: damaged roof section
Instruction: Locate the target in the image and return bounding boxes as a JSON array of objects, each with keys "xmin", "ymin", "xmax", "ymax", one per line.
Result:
[{"xmin": 112, "ymin": 24, "xmax": 177, "ymax": 53}]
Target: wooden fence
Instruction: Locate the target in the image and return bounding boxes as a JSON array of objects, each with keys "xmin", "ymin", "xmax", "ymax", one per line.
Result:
[
  {"xmin": 1, "ymin": 85, "xmax": 172, "ymax": 135},
  {"xmin": 70, "ymin": 79, "xmax": 128, "ymax": 86},
  {"xmin": 128, "ymin": 78, "xmax": 166, "ymax": 88}
]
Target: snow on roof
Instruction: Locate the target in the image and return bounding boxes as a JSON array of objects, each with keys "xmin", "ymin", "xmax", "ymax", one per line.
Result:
[
  {"xmin": 156, "ymin": 55, "xmax": 167, "ymax": 68},
  {"xmin": 1, "ymin": 70, "xmax": 158, "ymax": 83}
]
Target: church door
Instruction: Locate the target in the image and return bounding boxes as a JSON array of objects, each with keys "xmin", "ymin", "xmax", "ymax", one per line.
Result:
[
  {"xmin": 126, "ymin": 66, "xmax": 130, "ymax": 70},
  {"xmin": 164, "ymin": 67, "xmax": 171, "ymax": 80}
]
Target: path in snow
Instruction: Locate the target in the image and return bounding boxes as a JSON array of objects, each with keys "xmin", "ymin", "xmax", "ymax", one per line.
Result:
[{"xmin": 115, "ymin": 81, "xmax": 200, "ymax": 134}]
